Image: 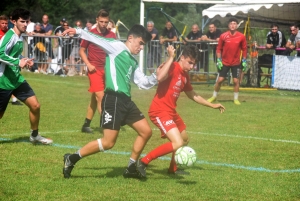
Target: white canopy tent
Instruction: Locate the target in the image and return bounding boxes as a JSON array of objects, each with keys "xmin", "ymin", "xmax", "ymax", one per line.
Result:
[{"xmin": 139, "ymin": 0, "xmax": 300, "ymax": 69}]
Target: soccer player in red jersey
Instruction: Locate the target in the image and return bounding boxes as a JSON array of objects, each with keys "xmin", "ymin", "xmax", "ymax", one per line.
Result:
[
  {"xmin": 80, "ymin": 9, "xmax": 116, "ymax": 133},
  {"xmin": 207, "ymin": 18, "xmax": 247, "ymax": 105},
  {"xmin": 136, "ymin": 45, "xmax": 225, "ymax": 177}
]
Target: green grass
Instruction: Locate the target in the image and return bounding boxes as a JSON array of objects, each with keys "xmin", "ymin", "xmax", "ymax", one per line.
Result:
[{"xmin": 0, "ymin": 72, "xmax": 299, "ymax": 201}]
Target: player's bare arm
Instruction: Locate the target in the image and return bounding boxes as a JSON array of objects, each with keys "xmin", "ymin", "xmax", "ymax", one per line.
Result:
[
  {"xmin": 79, "ymin": 47, "xmax": 96, "ymax": 73},
  {"xmin": 156, "ymin": 44, "xmax": 175, "ymax": 82},
  {"xmin": 185, "ymin": 90, "xmax": 225, "ymax": 113}
]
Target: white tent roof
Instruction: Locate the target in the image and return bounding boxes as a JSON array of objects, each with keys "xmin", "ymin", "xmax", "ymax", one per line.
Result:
[{"xmin": 202, "ymin": 3, "xmax": 300, "ymax": 22}]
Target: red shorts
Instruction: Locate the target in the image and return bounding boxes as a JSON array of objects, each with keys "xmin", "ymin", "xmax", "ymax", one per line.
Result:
[
  {"xmin": 87, "ymin": 69, "xmax": 105, "ymax": 92},
  {"xmin": 149, "ymin": 111, "xmax": 186, "ymax": 138}
]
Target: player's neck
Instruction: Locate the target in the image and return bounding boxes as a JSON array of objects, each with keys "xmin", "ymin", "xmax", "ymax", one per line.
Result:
[{"xmin": 229, "ymin": 30, "xmax": 237, "ymax": 35}]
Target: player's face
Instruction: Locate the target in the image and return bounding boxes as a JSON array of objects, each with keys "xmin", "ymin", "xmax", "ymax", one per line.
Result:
[
  {"xmin": 96, "ymin": 16, "xmax": 109, "ymax": 32},
  {"xmin": 13, "ymin": 18, "xmax": 29, "ymax": 34},
  {"xmin": 271, "ymin": 26, "xmax": 278, "ymax": 34},
  {"xmin": 0, "ymin": 20, "xmax": 8, "ymax": 31},
  {"xmin": 128, "ymin": 36, "xmax": 145, "ymax": 55},
  {"xmin": 147, "ymin": 24, "xmax": 153, "ymax": 32},
  {"xmin": 228, "ymin": 21, "xmax": 238, "ymax": 31},
  {"xmin": 181, "ymin": 56, "xmax": 196, "ymax": 72}
]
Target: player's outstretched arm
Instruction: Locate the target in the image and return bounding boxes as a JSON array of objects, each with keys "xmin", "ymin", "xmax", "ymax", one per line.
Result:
[
  {"xmin": 185, "ymin": 90, "xmax": 225, "ymax": 113},
  {"xmin": 156, "ymin": 44, "xmax": 175, "ymax": 82}
]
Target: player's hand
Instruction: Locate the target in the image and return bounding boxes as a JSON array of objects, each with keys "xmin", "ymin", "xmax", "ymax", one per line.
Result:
[
  {"xmin": 242, "ymin": 59, "xmax": 247, "ymax": 72},
  {"xmin": 87, "ymin": 63, "xmax": 96, "ymax": 73},
  {"xmin": 167, "ymin": 44, "xmax": 175, "ymax": 58},
  {"xmin": 216, "ymin": 58, "xmax": 223, "ymax": 70},
  {"xmin": 19, "ymin": 58, "xmax": 33, "ymax": 68},
  {"xmin": 62, "ymin": 28, "xmax": 76, "ymax": 36},
  {"xmin": 213, "ymin": 103, "xmax": 225, "ymax": 113}
]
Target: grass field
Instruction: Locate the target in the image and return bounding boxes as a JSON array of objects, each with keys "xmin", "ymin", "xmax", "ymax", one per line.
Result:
[{"xmin": 1, "ymin": 72, "xmax": 299, "ymax": 201}]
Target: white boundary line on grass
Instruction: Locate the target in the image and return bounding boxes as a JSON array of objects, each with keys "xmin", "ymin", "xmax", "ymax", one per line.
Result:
[{"xmin": 1, "ymin": 129, "xmax": 299, "ymax": 144}]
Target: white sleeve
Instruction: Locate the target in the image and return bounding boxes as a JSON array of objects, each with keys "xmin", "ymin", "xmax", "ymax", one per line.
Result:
[
  {"xmin": 132, "ymin": 68, "xmax": 157, "ymax": 89},
  {"xmin": 76, "ymin": 28, "xmax": 120, "ymax": 54}
]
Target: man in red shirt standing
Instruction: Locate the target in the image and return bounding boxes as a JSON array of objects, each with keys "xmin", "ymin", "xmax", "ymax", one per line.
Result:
[
  {"xmin": 207, "ymin": 18, "xmax": 247, "ymax": 105},
  {"xmin": 80, "ymin": 9, "xmax": 116, "ymax": 133},
  {"xmin": 136, "ymin": 45, "xmax": 225, "ymax": 177}
]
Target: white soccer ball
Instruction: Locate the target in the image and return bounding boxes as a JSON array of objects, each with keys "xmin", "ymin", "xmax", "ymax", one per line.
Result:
[{"xmin": 175, "ymin": 146, "xmax": 197, "ymax": 167}]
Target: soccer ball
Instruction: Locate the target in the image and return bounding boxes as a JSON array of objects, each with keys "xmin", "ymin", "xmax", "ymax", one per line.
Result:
[{"xmin": 175, "ymin": 146, "xmax": 197, "ymax": 167}]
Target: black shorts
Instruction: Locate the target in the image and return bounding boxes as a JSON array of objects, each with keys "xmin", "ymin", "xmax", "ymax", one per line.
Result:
[
  {"xmin": 100, "ymin": 91, "xmax": 145, "ymax": 130},
  {"xmin": 218, "ymin": 65, "xmax": 241, "ymax": 78},
  {"xmin": 0, "ymin": 81, "xmax": 35, "ymax": 112}
]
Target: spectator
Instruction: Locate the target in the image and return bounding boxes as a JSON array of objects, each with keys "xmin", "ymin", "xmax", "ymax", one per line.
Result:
[
  {"xmin": 160, "ymin": 21, "xmax": 178, "ymax": 47},
  {"xmin": 146, "ymin": 21, "xmax": 161, "ymax": 74},
  {"xmin": 84, "ymin": 20, "xmax": 93, "ymax": 31},
  {"xmin": 286, "ymin": 23, "xmax": 300, "ymax": 56},
  {"xmin": 0, "ymin": 14, "xmax": 22, "ymax": 106},
  {"xmin": 184, "ymin": 24, "xmax": 203, "ymax": 71},
  {"xmin": 69, "ymin": 20, "xmax": 83, "ymax": 75},
  {"xmin": 26, "ymin": 18, "xmax": 35, "ymax": 56},
  {"xmin": 8, "ymin": 14, "xmax": 14, "ymax": 29},
  {"xmin": 54, "ymin": 17, "xmax": 67, "ymax": 34},
  {"xmin": 30, "ymin": 22, "xmax": 47, "ymax": 74},
  {"xmin": 202, "ymin": 22, "xmax": 222, "ymax": 63},
  {"xmin": 207, "ymin": 18, "xmax": 247, "ymax": 105},
  {"xmin": 266, "ymin": 23, "xmax": 287, "ymax": 55},
  {"xmin": 107, "ymin": 19, "xmax": 116, "ymax": 33},
  {"xmin": 41, "ymin": 14, "xmax": 54, "ymax": 72},
  {"xmin": 55, "ymin": 21, "xmax": 73, "ymax": 74},
  {"xmin": 80, "ymin": 9, "xmax": 116, "ymax": 133}
]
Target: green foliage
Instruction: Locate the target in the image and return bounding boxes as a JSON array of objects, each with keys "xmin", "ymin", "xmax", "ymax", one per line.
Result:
[{"xmin": 0, "ymin": 72, "xmax": 299, "ymax": 200}]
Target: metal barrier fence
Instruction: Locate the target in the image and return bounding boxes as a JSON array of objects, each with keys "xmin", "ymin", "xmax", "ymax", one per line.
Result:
[{"xmin": 22, "ymin": 35, "xmax": 218, "ymax": 83}]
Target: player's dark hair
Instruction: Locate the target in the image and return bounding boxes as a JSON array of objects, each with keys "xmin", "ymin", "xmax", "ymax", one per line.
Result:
[
  {"xmin": 182, "ymin": 45, "xmax": 199, "ymax": 63},
  {"xmin": 97, "ymin": 9, "xmax": 109, "ymax": 18},
  {"xmin": 228, "ymin": 17, "xmax": 238, "ymax": 24},
  {"xmin": 270, "ymin": 23, "xmax": 279, "ymax": 29},
  {"xmin": 11, "ymin": 8, "xmax": 30, "ymax": 21},
  {"xmin": 127, "ymin": 24, "xmax": 152, "ymax": 43},
  {"xmin": 0, "ymin": 15, "xmax": 8, "ymax": 21}
]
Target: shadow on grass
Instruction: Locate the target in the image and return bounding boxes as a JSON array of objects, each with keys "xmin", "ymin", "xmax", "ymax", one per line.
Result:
[
  {"xmin": 217, "ymin": 99, "xmax": 246, "ymax": 103},
  {"xmin": 0, "ymin": 136, "xmax": 29, "ymax": 144}
]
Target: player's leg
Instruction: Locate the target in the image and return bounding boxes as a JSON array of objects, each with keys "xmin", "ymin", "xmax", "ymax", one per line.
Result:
[
  {"xmin": 207, "ymin": 66, "xmax": 229, "ymax": 102},
  {"xmin": 0, "ymin": 89, "xmax": 12, "ymax": 119},
  {"xmin": 82, "ymin": 93, "xmax": 97, "ymax": 133},
  {"xmin": 63, "ymin": 129, "xmax": 119, "ymax": 178},
  {"xmin": 14, "ymin": 81, "xmax": 52, "ymax": 144},
  {"xmin": 231, "ymin": 66, "xmax": 241, "ymax": 105}
]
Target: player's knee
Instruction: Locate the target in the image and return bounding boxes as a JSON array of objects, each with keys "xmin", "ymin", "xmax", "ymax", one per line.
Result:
[
  {"xmin": 98, "ymin": 138, "xmax": 115, "ymax": 150},
  {"xmin": 183, "ymin": 136, "xmax": 189, "ymax": 146},
  {"xmin": 30, "ymin": 102, "xmax": 41, "ymax": 112},
  {"xmin": 140, "ymin": 127, "xmax": 152, "ymax": 140}
]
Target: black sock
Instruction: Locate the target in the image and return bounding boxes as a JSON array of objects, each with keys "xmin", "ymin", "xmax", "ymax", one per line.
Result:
[
  {"xmin": 83, "ymin": 118, "xmax": 91, "ymax": 127},
  {"xmin": 69, "ymin": 153, "xmax": 81, "ymax": 164},
  {"xmin": 31, "ymin": 129, "xmax": 39, "ymax": 137}
]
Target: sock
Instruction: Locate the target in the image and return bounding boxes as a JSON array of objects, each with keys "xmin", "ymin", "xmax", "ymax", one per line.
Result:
[
  {"xmin": 69, "ymin": 151, "xmax": 82, "ymax": 165},
  {"xmin": 31, "ymin": 129, "xmax": 38, "ymax": 137},
  {"xmin": 127, "ymin": 158, "xmax": 136, "ymax": 167},
  {"xmin": 12, "ymin": 97, "xmax": 17, "ymax": 102},
  {"xmin": 168, "ymin": 151, "xmax": 177, "ymax": 173},
  {"xmin": 234, "ymin": 92, "xmax": 239, "ymax": 100},
  {"xmin": 141, "ymin": 142, "xmax": 174, "ymax": 165},
  {"xmin": 83, "ymin": 118, "xmax": 91, "ymax": 127},
  {"xmin": 213, "ymin": 91, "xmax": 218, "ymax": 97}
]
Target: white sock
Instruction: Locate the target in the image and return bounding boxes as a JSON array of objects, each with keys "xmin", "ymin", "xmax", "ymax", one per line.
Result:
[
  {"xmin": 12, "ymin": 97, "xmax": 17, "ymax": 102},
  {"xmin": 128, "ymin": 158, "xmax": 136, "ymax": 167},
  {"xmin": 234, "ymin": 92, "xmax": 239, "ymax": 100},
  {"xmin": 213, "ymin": 91, "xmax": 218, "ymax": 97}
]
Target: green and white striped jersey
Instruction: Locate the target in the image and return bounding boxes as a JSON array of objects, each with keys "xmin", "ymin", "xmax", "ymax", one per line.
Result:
[
  {"xmin": 76, "ymin": 28, "xmax": 157, "ymax": 97},
  {"xmin": 0, "ymin": 29, "xmax": 24, "ymax": 90}
]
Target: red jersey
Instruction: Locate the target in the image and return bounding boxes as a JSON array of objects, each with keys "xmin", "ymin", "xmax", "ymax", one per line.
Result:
[
  {"xmin": 149, "ymin": 62, "xmax": 193, "ymax": 114},
  {"xmin": 0, "ymin": 29, "xmax": 8, "ymax": 40},
  {"xmin": 80, "ymin": 28, "xmax": 116, "ymax": 70},
  {"xmin": 216, "ymin": 31, "xmax": 247, "ymax": 66}
]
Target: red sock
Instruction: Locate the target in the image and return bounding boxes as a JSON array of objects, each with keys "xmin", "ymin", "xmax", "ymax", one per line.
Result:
[
  {"xmin": 141, "ymin": 142, "xmax": 173, "ymax": 165},
  {"xmin": 168, "ymin": 151, "xmax": 177, "ymax": 173}
]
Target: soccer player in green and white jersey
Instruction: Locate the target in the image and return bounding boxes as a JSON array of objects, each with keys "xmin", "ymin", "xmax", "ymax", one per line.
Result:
[
  {"xmin": 62, "ymin": 24, "xmax": 160, "ymax": 179},
  {"xmin": 0, "ymin": 8, "xmax": 53, "ymax": 144}
]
